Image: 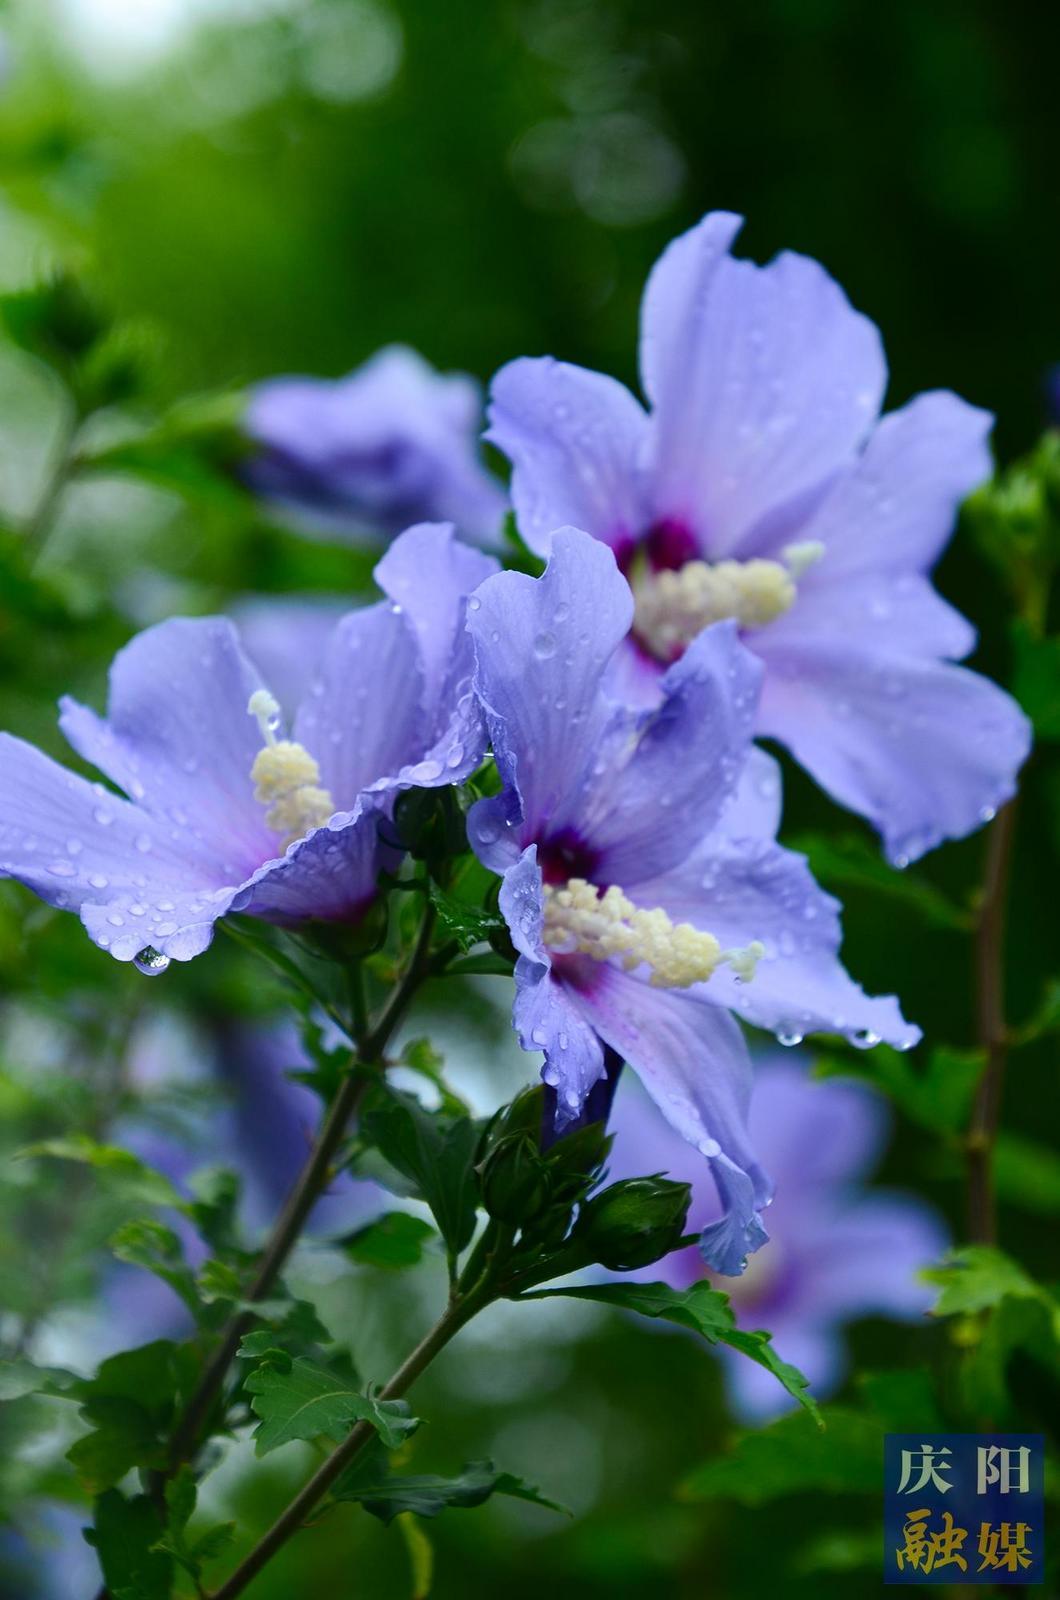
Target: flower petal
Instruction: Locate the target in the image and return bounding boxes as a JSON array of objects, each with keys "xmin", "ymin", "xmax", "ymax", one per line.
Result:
[
  {"xmin": 755, "ymin": 642, "xmax": 1032, "ymax": 863},
  {"xmin": 487, "ymin": 357, "xmax": 650, "ymax": 557},
  {"xmin": 569, "ymin": 963, "xmax": 772, "ymax": 1275},
  {"xmin": 639, "ymin": 212, "xmax": 886, "ymax": 558},
  {"xmin": 793, "ymin": 390, "xmax": 993, "ymax": 577},
  {"xmin": 293, "ymin": 603, "xmax": 427, "ymax": 807},
  {"xmin": 234, "ymin": 803, "xmax": 389, "ymax": 928},
  {"xmin": 498, "ymin": 847, "xmax": 606, "ymax": 1118},
  {"xmin": 765, "ymin": 568, "xmax": 976, "ymax": 663},
  {"xmin": 467, "ymin": 527, "xmax": 633, "ymax": 846},
  {"xmin": 792, "ymin": 1193, "xmax": 947, "ymax": 1322},
  {"xmin": 635, "ymin": 834, "xmax": 920, "ymax": 1050},
  {"xmin": 59, "ymin": 617, "xmax": 275, "ymax": 878},
  {"xmin": 579, "ymin": 622, "xmax": 762, "ymax": 884},
  {"xmin": 233, "ymin": 595, "xmax": 349, "ymax": 714}
]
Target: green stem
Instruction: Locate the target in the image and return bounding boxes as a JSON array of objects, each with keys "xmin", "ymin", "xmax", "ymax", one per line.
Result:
[
  {"xmin": 163, "ymin": 906, "xmax": 438, "ymax": 1476},
  {"xmin": 24, "ymin": 399, "xmax": 82, "ymax": 568},
  {"xmin": 966, "ymin": 800, "xmax": 1018, "ymax": 1244},
  {"xmin": 208, "ymin": 1288, "xmax": 488, "ymax": 1600}
]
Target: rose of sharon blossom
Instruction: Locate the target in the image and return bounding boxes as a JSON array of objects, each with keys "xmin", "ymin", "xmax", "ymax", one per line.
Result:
[
  {"xmin": 0, "ymin": 524, "xmax": 494, "ymax": 968},
  {"xmin": 607, "ymin": 1060, "xmax": 947, "ymax": 1420},
  {"xmin": 488, "ymin": 212, "xmax": 1031, "ymax": 864},
  {"xmin": 466, "ymin": 527, "xmax": 918, "ymax": 1274},
  {"xmin": 246, "ymin": 344, "xmax": 507, "ymax": 546}
]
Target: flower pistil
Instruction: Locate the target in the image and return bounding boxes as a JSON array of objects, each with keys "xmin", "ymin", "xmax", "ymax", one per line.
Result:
[{"xmin": 632, "ymin": 540, "xmax": 825, "ymax": 662}]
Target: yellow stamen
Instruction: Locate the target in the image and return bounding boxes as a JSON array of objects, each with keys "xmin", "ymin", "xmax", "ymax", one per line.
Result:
[
  {"xmin": 542, "ymin": 878, "xmax": 764, "ymax": 990},
  {"xmin": 247, "ymin": 691, "xmax": 335, "ymax": 848},
  {"xmin": 631, "ymin": 543, "xmax": 825, "ymax": 661}
]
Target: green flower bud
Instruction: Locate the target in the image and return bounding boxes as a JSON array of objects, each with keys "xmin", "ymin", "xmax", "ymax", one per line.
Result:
[
  {"xmin": 573, "ymin": 1176, "xmax": 692, "ymax": 1270},
  {"xmin": 478, "ymin": 1132, "xmax": 551, "ymax": 1224}
]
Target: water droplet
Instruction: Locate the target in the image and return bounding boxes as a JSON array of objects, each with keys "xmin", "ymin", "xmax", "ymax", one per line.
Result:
[
  {"xmin": 134, "ymin": 945, "xmax": 170, "ymax": 977},
  {"xmin": 94, "ymin": 807, "xmax": 114, "ymax": 827},
  {"xmin": 533, "ymin": 631, "xmax": 557, "ymax": 660},
  {"xmin": 530, "ymin": 1026, "xmax": 547, "ymax": 1046},
  {"xmin": 776, "ymin": 1030, "xmax": 803, "ymax": 1048},
  {"xmin": 467, "ymin": 595, "xmax": 482, "ymax": 612},
  {"xmin": 65, "ymin": 837, "xmax": 83, "ymax": 856},
  {"xmin": 978, "ymin": 805, "xmax": 996, "ymax": 824},
  {"xmin": 48, "ymin": 860, "xmax": 76, "ymax": 878},
  {"xmin": 554, "ymin": 602, "xmax": 570, "ymax": 624},
  {"xmin": 135, "ymin": 834, "xmax": 153, "ymax": 854},
  {"xmin": 446, "ymin": 743, "xmax": 464, "ymax": 768},
  {"xmin": 88, "ymin": 873, "xmax": 109, "ymax": 890},
  {"xmin": 851, "ymin": 1028, "xmax": 880, "ymax": 1050}
]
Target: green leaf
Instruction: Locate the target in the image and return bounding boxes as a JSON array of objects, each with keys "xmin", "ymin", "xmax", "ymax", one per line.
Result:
[
  {"xmin": 66, "ymin": 1342, "xmax": 184, "ymax": 1492},
  {"xmin": 362, "ymin": 1088, "xmax": 480, "ymax": 1259},
  {"xmin": 814, "ymin": 1043, "xmax": 982, "ymax": 1135},
  {"xmin": 16, "ymin": 1136, "xmax": 181, "ymax": 1205},
  {"xmin": 681, "ymin": 1407, "xmax": 880, "ymax": 1505},
  {"xmin": 190, "ymin": 1522, "xmax": 237, "ymax": 1563},
  {"xmin": 518, "ymin": 1281, "xmax": 819, "ymax": 1421},
  {"xmin": 399, "ymin": 1037, "xmax": 470, "ymax": 1116},
  {"xmin": 333, "ymin": 1456, "xmax": 568, "ymax": 1523},
  {"xmin": 84, "ymin": 1490, "xmax": 173, "ymax": 1600},
  {"xmin": 922, "ymin": 1245, "xmax": 1060, "ymax": 1334},
  {"xmin": 340, "ymin": 1212, "xmax": 437, "ymax": 1269},
  {"xmin": 0, "ymin": 1357, "xmax": 81, "ymax": 1400},
  {"xmin": 443, "ymin": 951, "xmax": 515, "ymax": 977},
  {"xmin": 243, "ymin": 1357, "xmax": 418, "ymax": 1456},
  {"xmin": 788, "ymin": 832, "xmax": 973, "ymax": 930},
  {"xmin": 110, "ymin": 1219, "xmax": 202, "ymax": 1318},
  {"xmin": 1011, "ymin": 619, "xmax": 1060, "ymax": 739},
  {"xmin": 994, "ymin": 1132, "xmax": 1060, "ymax": 1214},
  {"xmin": 427, "ymin": 885, "xmax": 505, "ymax": 952}
]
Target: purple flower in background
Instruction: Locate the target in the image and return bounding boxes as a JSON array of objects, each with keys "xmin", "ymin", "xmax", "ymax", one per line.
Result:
[
  {"xmin": 246, "ymin": 345, "xmax": 507, "ymax": 547},
  {"xmin": 608, "ymin": 1058, "xmax": 947, "ymax": 1420},
  {"xmin": 466, "ymin": 527, "xmax": 918, "ymax": 1274},
  {"xmin": 488, "ymin": 212, "xmax": 1031, "ymax": 864},
  {"xmin": 0, "ymin": 524, "xmax": 494, "ymax": 967}
]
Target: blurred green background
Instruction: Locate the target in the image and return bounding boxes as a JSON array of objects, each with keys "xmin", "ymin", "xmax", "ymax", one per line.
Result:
[{"xmin": 0, "ymin": 1, "xmax": 1057, "ymax": 1596}]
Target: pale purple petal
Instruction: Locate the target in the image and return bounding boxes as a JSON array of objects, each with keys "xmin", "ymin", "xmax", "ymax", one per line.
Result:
[
  {"xmin": 790, "ymin": 1193, "xmax": 947, "ymax": 1324},
  {"xmin": 0, "ymin": 733, "xmax": 211, "ymax": 916},
  {"xmin": 234, "ymin": 803, "xmax": 388, "ymax": 928},
  {"xmin": 713, "ymin": 747, "xmax": 784, "ymax": 844},
  {"xmin": 59, "ymin": 617, "xmax": 275, "ymax": 878},
  {"xmin": 293, "ymin": 603, "xmax": 426, "ymax": 808},
  {"xmin": 577, "ymin": 622, "xmax": 762, "ymax": 884},
  {"xmin": 570, "ymin": 964, "xmax": 772, "ymax": 1274},
  {"xmin": 633, "ymin": 835, "xmax": 920, "ymax": 1050},
  {"xmin": 246, "ymin": 345, "xmax": 507, "ymax": 546},
  {"xmin": 81, "ymin": 883, "xmax": 238, "ymax": 963},
  {"xmin": 755, "ymin": 643, "xmax": 1032, "ymax": 863},
  {"xmin": 765, "ymin": 568, "xmax": 976, "ymax": 662},
  {"xmin": 747, "ymin": 1058, "xmax": 887, "ymax": 1195},
  {"xmin": 467, "ymin": 527, "xmax": 633, "ymax": 843},
  {"xmin": 639, "ymin": 212, "xmax": 886, "ymax": 557},
  {"xmin": 232, "ymin": 595, "xmax": 350, "ymax": 714},
  {"xmin": 374, "ymin": 521, "xmax": 497, "ymax": 726},
  {"xmin": 498, "ymin": 847, "xmax": 606, "ymax": 1117},
  {"xmin": 487, "ymin": 357, "xmax": 650, "ymax": 557},
  {"xmin": 793, "ymin": 390, "xmax": 993, "ymax": 577}
]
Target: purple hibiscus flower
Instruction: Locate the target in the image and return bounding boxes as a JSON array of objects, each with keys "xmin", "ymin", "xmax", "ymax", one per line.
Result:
[
  {"xmin": 608, "ymin": 1057, "xmax": 947, "ymax": 1420},
  {"xmin": 465, "ymin": 526, "xmax": 919, "ymax": 1274},
  {"xmin": 487, "ymin": 211, "xmax": 1031, "ymax": 864},
  {"xmin": 245, "ymin": 344, "xmax": 508, "ymax": 547},
  {"xmin": 0, "ymin": 523, "xmax": 494, "ymax": 968}
]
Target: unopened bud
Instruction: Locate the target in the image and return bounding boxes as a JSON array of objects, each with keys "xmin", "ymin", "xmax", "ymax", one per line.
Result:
[{"xmin": 573, "ymin": 1176, "xmax": 692, "ymax": 1270}]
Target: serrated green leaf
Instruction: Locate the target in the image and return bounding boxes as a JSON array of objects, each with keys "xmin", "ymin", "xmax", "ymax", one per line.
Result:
[
  {"xmin": 66, "ymin": 1342, "xmax": 184, "ymax": 1491},
  {"xmin": 16, "ymin": 1136, "xmax": 181, "ymax": 1206},
  {"xmin": 84, "ymin": 1490, "xmax": 173, "ymax": 1600},
  {"xmin": 922, "ymin": 1245, "xmax": 1060, "ymax": 1335},
  {"xmin": 340, "ymin": 1212, "xmax": 437, "ymax": 1269},
  {"xmin": 681, "ymin": 1407, "xmax": 880, "ymax": 1505},
  {"xmin": 110, "ymin": 1219, "xmax": 202, "ymax": 1318},
  {"xmin": 243, "ymin": 1358, "xmax": 418, "ymax": 1456},
  {"xmin": 518, "ymin": 1281, "xmax": 819, "ymax": 1421},
  {"xmin": 333, "ymin": 1456, "xmax": 568, "ymax": 1523},
  {"xmin": 427, "ymin": 884, "xmax": 505, "ymax": 952},
  {"xmin": 190, "ymin": 1521, "xmax": 236, "ymax": 1563},
  {"xmin": 0, "ymin": 1357, "xmax": 81, "ymax": 1400},
  {"xmin": 362, "ymin": 1089, "xmax": 480, "ymax": 1259}
]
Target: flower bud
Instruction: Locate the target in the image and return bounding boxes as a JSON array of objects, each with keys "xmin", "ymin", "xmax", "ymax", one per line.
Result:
[
  {"xmin": 478, "ymin": 1133, "xmax": 551, "ymax": 1224},
  {"xmin": 573, "ymin": 1176, "xmax": 692, "ymax": 1270}
]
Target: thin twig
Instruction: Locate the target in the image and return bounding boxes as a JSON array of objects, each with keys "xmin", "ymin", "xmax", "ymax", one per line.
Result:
[
  {"xmin": 208, "ymin": 1291, "xmax": 485, "ymax": 1600},
  {"xmin": 966, "ymin": 800, "xmax": 1018, "ymax": 1244}
]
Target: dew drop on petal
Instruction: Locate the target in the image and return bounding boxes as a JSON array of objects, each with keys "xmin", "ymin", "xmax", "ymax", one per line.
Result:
[
  {"xmin": 134, "ymin": 945, "xmax": 170, "ymax": 976},
  {"xmin": 88, "ymin": 873, "xmax": 109, "ymax": 890},
  {"xmin": 94, "ymin": 807, "xmax": 114, "ymax": 827},
  {"xmin": 533, "ymin": 631, "xmax": 557, "ymax": 660},
  {"xmin": 467, "ymin": 595, "xmax": 482, "ymax": 612},
  {"xmin": 48, "ymin": 860, "xmax": 77, "ymax": 878},
  {"xmin": 851, "ymin": 1028, "xmax": 880, "ymax": 1050},
  {"xmin": 135, "ymin": 834, "xmax": 153, "ymax": 854},
  {"xmin": 776, "ymin": 1030, "xmax": 803, "ymax": 1048}
]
